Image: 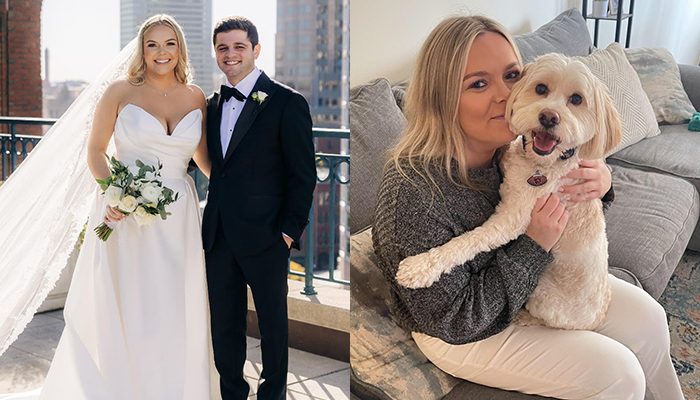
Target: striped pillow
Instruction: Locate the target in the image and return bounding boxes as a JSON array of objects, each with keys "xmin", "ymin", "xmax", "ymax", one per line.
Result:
[{"xmin": 577, "ymin": 43, "xmax": 660, "ymax": 154}]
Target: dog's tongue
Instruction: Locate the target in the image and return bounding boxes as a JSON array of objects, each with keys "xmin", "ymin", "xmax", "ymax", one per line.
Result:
[{"xmin": 533, "ymin": 131, "xmax": 558, "ymax": 153}]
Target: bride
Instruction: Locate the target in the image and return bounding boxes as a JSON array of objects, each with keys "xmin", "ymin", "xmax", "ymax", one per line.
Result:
[{"xmin": 0, "ymin": 14, "xmax": 214, "ymax": 399}]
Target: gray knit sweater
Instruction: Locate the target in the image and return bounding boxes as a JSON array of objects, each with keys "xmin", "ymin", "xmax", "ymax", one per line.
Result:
[{"xmin": 372, "ymin": 159, "xmax": 554, "ymax": 345}]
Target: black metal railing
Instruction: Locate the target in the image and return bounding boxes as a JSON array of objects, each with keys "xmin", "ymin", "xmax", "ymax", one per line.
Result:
[{"xmin": 0, "ymin": 117, "xmax": 350, "ymax": 294}]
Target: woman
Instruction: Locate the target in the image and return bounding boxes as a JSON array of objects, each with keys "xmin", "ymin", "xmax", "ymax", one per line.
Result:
[
  {"xmin": 2, "ymin": 14, "xmax": 211, "ymax": 399},
  {"xmin": 372, "ymin": 16, "xmax": 684, "ymax": 400}
]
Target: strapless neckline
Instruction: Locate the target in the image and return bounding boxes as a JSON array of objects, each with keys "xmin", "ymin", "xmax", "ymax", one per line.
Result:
[{"xmin": 120, "ymin": 103, "xmax": 202, "ymax": 136}]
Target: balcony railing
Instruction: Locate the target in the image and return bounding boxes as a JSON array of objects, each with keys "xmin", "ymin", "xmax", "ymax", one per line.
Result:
[{"xmin": 0, "ymin": 116, "xmax": 350, "ymax": 294}]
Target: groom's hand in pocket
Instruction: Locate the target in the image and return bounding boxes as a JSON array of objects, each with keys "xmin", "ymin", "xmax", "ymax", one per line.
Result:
[
  {"xmin": 282, "ymin": 233, "xmax": 293, "ymax": 250},
  {"xmin": 105, "ymin": 205, "xmax": 126, "ymax": 223}
]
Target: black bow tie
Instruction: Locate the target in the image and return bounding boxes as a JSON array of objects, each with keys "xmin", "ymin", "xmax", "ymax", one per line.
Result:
[{"xmin": 220, "ymin": 85, "xmax": 246, "ymax": 102}]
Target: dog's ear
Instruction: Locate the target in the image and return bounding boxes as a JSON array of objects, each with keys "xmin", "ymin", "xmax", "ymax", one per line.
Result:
[
  {"xmin": 505, "ymin": 62, "xmax": 531, "ymax": 123},
  {"xmin": 579, "ymin": 84, "xmax": 623, "ymax": 159}
]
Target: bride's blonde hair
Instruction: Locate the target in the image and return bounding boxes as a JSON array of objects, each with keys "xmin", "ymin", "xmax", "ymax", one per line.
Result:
[
  {"xmin": 127, "ymin": 14, "xmax": 192, "ymax": 85},
  {"xmin": 391, "ymin": 15, "xmax": 521, "ymax": 190}
]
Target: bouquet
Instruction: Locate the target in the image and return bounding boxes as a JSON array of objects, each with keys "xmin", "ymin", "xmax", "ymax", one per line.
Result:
[{"xmin": 94, "ymin": 156, "xmax": 179, "ymax": 241}]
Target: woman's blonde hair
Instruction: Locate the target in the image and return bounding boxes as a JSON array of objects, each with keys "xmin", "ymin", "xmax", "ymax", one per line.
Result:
[
  {"xmin": 127, "ymin": 14, "xmax": 192, "ymax": 85},
  {"xmin": 392, "ymin": 15, "xmax": 521, "ymax": 190}
]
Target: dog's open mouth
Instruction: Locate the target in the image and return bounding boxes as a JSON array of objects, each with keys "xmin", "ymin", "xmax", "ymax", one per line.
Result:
[{"xmin": 531, "ymin": 130, "xmax": 560, "ymax": 156}]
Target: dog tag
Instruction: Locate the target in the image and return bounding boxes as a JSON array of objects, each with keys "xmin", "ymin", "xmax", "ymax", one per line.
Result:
[{"xmin": 527, "ymin": 170, "xmax": 548, "ymax": 187}]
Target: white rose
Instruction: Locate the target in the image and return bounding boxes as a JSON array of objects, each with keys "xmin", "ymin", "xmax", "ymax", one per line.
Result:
[
  {"xmin": 104, "ymin": 185, "xmax": 123, "ymax": 207},
  {"xmin": 133, "ymin": 206, "xmax": 157, "ymax": 226},
  {"xmin": 257, "ymin": 92, "xmax": 268, "ymax": 102},
  {"xmin": 118, "ymin": 195, "xmax": 138, "ymax": 213},
  {"xmin": 141, "ymin": 183, "xmax": 164, "ymax": 204}
]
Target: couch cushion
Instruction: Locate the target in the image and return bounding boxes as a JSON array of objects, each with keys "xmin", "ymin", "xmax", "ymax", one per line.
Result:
[
  {"xmin": 604, "ymin": 164, "xmax": 700, "ymax": 298},
  {"xmin": 577, "ymin": 43, "xmax": 661, "ymax": 154},
  {"xmin": 514, "ymin": 8, "xmax": 592, "ymax": 63},
  {"xmin": 679, "ymin": 64, "xmax": 700, "ymax": 112},
  {"xmin": 349, "ymin": 79, "xmax": 406, "ymax": 234},
  {"xmin": 624, "ymin": 48, "xmax": 696, "ymax": 124},
  {"xmin": 350, "ymin": 228, "xmax": 461, "ymax": 399},
  {"xmin": 608, "ymin": 124, "xmax": 700, "ymax": 251},
  {"xmin": 608, "ymin": 124, "xmax": 700, "ymax": 188}
]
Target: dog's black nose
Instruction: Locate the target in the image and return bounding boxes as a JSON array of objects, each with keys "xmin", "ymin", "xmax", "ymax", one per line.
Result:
[{"xmin": 539, "ymin": 110, "xmax": 560, "ymax": 129}]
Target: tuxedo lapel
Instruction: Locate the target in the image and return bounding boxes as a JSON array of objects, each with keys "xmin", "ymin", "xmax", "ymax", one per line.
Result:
[
  {"xmin": 211, "ymin": 92, "xmax": 226, "ymax": 164},
  {"xmin": 223, "ymin": 72, "xmax": 276, "ymax": 165}
]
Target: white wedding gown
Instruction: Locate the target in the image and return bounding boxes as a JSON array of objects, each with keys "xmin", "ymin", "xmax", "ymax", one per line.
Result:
[{"xmin": 34, "ymin": 104, "xmax": 212, "ymax": 399}]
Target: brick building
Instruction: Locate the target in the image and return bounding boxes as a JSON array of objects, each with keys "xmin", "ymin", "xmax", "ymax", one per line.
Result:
[{"xmin": 0, "ymin": 0, "xmax": 43, "ymax": 134}]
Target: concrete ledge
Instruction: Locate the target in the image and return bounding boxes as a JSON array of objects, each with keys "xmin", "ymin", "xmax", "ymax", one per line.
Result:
[
  {"xmin": 246, "ymin": 278, "xmax": 350, "ymax": 361},
  {"xmin": 247, "ymin": 278, "xmax": 350, "ymax": 333}
]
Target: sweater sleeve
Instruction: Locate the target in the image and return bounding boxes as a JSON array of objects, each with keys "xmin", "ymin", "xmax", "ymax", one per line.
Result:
[{"xmin": 374, "ymin": 174, "xmax": 553, "ymax": 345}]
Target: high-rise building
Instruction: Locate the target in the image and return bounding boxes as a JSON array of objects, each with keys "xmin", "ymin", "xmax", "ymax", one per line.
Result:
[
  {"xmin": 276, "ymin": 0, "xmax": 344, "ymax": 129},
  {"xmin": 276, "ymin": 0, "xmax": 349, "ymax": 279},
  {"xmin": 120, "ymin": 0, "xmax": 215, "ymax": 95}
]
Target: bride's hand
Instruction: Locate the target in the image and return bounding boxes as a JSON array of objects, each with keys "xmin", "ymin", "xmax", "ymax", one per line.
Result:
[{"xmin": 105, "ymin": 206, "xmax": 126, "ymax": 223}]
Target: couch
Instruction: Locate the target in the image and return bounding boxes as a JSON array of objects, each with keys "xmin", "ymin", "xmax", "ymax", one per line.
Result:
[{"xmin": 350, "ymin": 8, "xmax": 700, "ymax": 400}]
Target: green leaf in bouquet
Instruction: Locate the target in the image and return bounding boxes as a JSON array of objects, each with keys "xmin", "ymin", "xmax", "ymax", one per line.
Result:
[
  {"xmin": 95, "ymin": 177, "xmax": 111, "ymax": 191},
  {"xmin": 124, "ymin": 175, "xmax": 133, "ymax": 192},
  {"xmin": 161, "ymin": 187, "xmax": 173, "ymax": 199},
  {"xmin": 143, "ymin": 205, "xmax": 158, "ymax": 214},
  {"xmin": 135, "ymin": 159, "xmax": 145, "ymax": 168},
  {"xmin": 159, "ymin": 207, "xmax": 168, "ymax": 220}
]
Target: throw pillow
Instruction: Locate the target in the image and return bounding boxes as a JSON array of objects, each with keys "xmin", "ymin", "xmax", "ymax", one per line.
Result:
[
  {"xmin": 350, "ymin": 229, "xmax": 460, "ymax": 399},
  {"xmin": 624, "ymin": 47, "xmax": 697, "ymax": 124},
  {"xmin": 514, "ymin": 8, "xmax": 592, "ymax": 63},
  {"xmin": 349, "ymin": 78, "xmax": 406, "ymax": 234},
  {"xmin": 577, "ymin": 43, "xmax": 661, "ymax": 154}
]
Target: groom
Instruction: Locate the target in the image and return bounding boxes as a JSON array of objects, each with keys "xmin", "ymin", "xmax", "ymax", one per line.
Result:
[{"xmin": 202, "ymin": 16, "xmax": 317, "ymax": 400}]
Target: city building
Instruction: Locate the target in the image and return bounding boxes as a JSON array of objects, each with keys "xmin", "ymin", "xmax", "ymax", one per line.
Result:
[
  {"xmin": 0, "ymin": 0, "xmax": 43, "ymax": 134},
  {"xmin": 276, "ymin": 0, "xmax": 349, "ymax": 279},
  {"xmin": 120, "ymin": 0, "xmax": 215, "ymax": 95}
]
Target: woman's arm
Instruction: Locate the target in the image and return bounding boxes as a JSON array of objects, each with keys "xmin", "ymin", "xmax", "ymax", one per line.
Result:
[
  {"xmin": 86, "ymin": 81, "xmax": 124, "ymax": 180},
  {"xmin": 190, "ymin": 86, "xmax": 211, "ymax": 178},
  {"xmin": 373, "ymin": 168, "xmax": 554, "ymax": 344},
  {"xmin": 86, "ymin": 80, "xmax": 127, "ymax": 223}
]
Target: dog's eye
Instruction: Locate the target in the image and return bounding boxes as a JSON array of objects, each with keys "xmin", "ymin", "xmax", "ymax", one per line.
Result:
[
  {"xmin": 535, "ymin": 84, "xmax": 548, "ymax": 95},
  {"xmin": 570, "ymin": 93, "xmax": 583, "ymax": 105}
]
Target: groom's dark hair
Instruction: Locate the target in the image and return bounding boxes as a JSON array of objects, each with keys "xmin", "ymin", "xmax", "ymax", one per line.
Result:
[{"xmin": 213, "ymin": 16, "xmax": 259, "ymax": 47}]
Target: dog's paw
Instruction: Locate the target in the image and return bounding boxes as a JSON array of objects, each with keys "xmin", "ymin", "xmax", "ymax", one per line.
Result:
[{"xmin": 396, "ymin": 252, "xmax": 438, "ymax": 289}]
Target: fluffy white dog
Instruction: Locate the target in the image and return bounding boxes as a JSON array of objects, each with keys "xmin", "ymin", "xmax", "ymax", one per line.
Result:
[{"xmin": 396, "ymin": 53, "xmax": 622, "ymax": 330}]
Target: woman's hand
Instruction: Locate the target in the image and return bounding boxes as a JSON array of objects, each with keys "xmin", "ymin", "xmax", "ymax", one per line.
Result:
[
  {"xmin": 559, "ymin": 159, "xmax": 612, "ymax": 204},
  {"xmin": 526, "ymin": 194, "xmax": 569, "ymax": 252},
  {"xmin": 104, "ymin": 206, "xmax": 126, "ymax": 224}
]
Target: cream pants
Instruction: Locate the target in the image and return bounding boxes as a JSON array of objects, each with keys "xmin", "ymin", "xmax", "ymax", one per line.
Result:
[{"xmin": 412, "ymin": 275, "xmax": 684, "ymax": 400}]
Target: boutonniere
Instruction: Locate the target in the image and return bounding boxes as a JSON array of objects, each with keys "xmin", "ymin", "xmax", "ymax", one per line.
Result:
[{"xmin": 251, "ymin": 91, "xmax": 268, "ymax": 104}]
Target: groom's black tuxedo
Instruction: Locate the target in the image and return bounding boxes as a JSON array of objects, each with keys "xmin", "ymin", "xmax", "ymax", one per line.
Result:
[
  {"xmin": 203, "ymin": 71, "xmax": 316, "ymax": 255},
  {"xmin": 203, "ymin": 71, "xmax": 316, "ymax": 400}
]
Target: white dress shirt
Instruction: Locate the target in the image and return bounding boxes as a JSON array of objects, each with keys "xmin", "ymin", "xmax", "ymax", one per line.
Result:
[{"xmin": 220, "ymin": 67, "xmax": 262, "ymax": 157}]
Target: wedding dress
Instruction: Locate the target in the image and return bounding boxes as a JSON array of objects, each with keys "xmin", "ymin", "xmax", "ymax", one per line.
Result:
[
  {"xmin": 0, "ymin": 40, "xmax": 216, "ymax": 399},
  {"xmin": 37, "ymin": 104, "xmax": 211, "ymax": 399}
]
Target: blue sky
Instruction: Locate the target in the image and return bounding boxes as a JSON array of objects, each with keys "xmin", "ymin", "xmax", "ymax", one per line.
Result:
[{"xmin": 41, "ymin": 0, "xmax": 276, "ymax": 83}]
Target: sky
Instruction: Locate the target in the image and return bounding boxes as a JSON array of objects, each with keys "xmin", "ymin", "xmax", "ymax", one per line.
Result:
[{"xmin": 41, "ymin": 0, "xmax": 277, "ymax": 83}]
